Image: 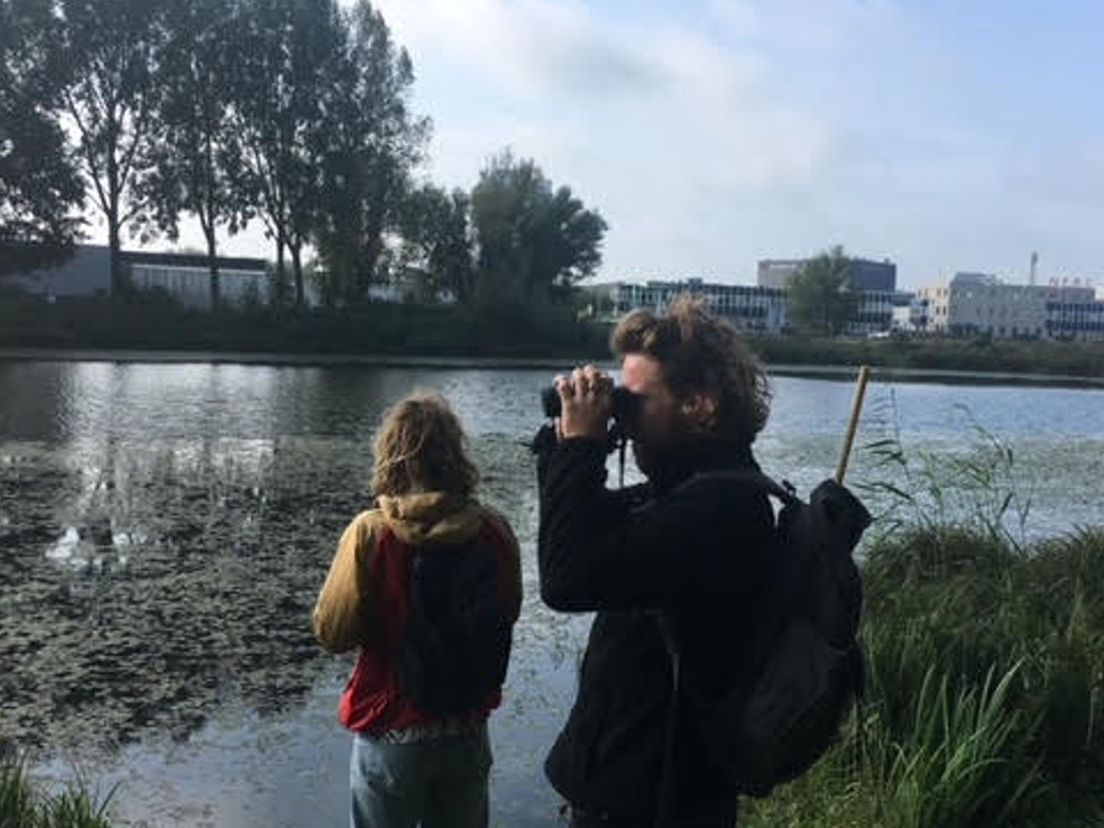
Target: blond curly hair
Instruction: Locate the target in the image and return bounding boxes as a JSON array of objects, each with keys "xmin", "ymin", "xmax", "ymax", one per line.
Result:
[{"xmin": 371, "ymin": 391, "xmax": 478, "ymax": 497}]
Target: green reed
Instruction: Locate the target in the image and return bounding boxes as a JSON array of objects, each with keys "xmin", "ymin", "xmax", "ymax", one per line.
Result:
[
  {"xmin": 744, "ymin": 528, "xmax": 1104, "ymax": 828},
  {"xmin": 0, "ymin": 752, "xmax": 116, "ymax": 828}
]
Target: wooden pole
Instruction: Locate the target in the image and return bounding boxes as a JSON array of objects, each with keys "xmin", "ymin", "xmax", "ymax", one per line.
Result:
[{"xmin": 835, "ymin": 365, "xmax": 871, "ymax": 484}]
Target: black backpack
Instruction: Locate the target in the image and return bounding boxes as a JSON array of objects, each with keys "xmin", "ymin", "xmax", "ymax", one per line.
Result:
[
  {"xmin": 658, "ymin": 471, "xmax": 871, "ymax": 799},
  {"xmin": 397, "ymin": 537, "xmax": 513, "ymax": 717}
]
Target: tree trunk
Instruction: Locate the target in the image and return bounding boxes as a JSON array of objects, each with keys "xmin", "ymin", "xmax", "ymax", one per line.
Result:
[
  {"xmin": 291, "ymin": 240, "xmax": 304, "ymax": 308},
  {"xmin": 205, "ymin": 225, "xmax": 220, "ymax": 311},
  {"xmin": 108, "ymin": 217, "xmax": 121, "ymax": 298},
  {"xmin": 358, "ymin": 237, "xmax": 382, "ymax": 306},
  {"xmin": 106, "ymin": 137, "xmax": 121, "ymax": 297},
  {"xmin": 276, "ymin": 232, "xmax": 286, "ymax": 306},
  {"xmin": 107, "ymin": 169, "xmax": 122, "ymax": 298}
]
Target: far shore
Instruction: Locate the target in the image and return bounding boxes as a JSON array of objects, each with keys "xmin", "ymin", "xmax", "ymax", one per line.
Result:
[{"xmin": 2, "ymin": 345, "xmax": 1103, "ymax": 389}]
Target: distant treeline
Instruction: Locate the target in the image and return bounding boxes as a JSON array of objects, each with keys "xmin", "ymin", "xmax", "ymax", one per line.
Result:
[
  {"xmin": 4, "ymin": 292, "xmax": 1104, "ymax": 378},
  {"xmin": 748, "ymin": 334, "xmax": 1104, "ymax": 379},
  {"xmin": 0, "ymin": 293, "xmax": 611, "ymax": 359},
  {"xmin": 0, "ymin": 0, "xmax": 607, "ymax": 311}
]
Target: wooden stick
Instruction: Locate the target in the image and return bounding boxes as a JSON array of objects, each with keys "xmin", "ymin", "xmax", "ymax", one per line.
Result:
[{"xmin": 835, "ymin": 365, "xmax": 871, "ymax": 484}]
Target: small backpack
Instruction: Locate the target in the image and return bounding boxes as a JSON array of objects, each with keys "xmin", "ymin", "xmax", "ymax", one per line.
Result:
[
  {"xmin": 658, "ymin": 471, "xmax": 871, "ymax": 799},
  {"xmin": 397, "ymin": 534, "xmax": 513, "ymax": 717}
]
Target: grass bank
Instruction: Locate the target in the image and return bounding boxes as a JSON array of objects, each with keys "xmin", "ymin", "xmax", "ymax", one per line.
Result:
[
  {"xmin": 0, "ymin": 294, "xmax": 610, "ymax": 360},
  {"xmin": 742, "ymin": 525, "xmax": 1104, "ymax": 828}
]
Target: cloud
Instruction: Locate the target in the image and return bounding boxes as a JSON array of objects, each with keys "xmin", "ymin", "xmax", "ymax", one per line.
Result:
[
  {"xmin": 374, "ymin": 0, "xmax": 666, "ymax": 99},
  {"xmin": 374, "ymin": 0, "xmax": 837, "ymax": 203},
  {"xmin": 1014, "ymin": 141, "xmax": 1104, "ymax": 204},
  {"xmin": 160, "ymin": 1, "xmax": 1104, "ymax": 287}
]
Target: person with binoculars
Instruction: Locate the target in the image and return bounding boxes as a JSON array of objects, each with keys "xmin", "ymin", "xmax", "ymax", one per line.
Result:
[{"xmin": 536, "ymin": 296, "xmax": 781, "ymax": 828}]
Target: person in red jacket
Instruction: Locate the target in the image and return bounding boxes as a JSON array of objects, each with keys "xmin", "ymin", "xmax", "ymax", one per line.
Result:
[{"xmin": 314, "ymin": 391, "xmax": 522, "ymax": 828}]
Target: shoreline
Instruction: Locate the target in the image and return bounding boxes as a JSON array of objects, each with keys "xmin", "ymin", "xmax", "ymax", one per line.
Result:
[{"xmin": 1, "ymin": 345, "xmax": 1103, "ymax": 389}]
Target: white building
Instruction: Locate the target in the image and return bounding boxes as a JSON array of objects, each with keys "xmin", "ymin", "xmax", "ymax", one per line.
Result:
[
  {"xmin": 596, "ymin": 278, "xmax": 788, "ymax": 332},
  {"xmin": 916, "ymin": 272, "xmax": 1104, "ymax": 341},
  {"xmin": 758, "ymin": 257, "xmax": 897, "ymax": 292}
]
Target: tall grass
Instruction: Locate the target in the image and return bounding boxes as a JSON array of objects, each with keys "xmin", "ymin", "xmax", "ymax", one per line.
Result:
[
  {"xmin": 744, "ymin": 528, "xmax": 1104, "ymax": 828},
  {"xmin": 0, "ymin": 753, "xmax": 37, "ymax": 828},
  {"xmin": 857, "ymin": 394, "xmax": 1035, "ymax": 551},
  {"xmin": 742, "ymin": 412, "xmax": 1104, "ymax": 828},
  {"xmin": 874, "ymin": 664, "xmax": 1031, "ymax": 828},
  {"xmin": 0, "ymin": 751, "xmax": 116, "ymax": 828}
]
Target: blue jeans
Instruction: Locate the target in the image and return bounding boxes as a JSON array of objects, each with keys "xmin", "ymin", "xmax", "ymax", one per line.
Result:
[{"xmin": 350, "ymin": 726, "xmax": 492, "ymax": 828}]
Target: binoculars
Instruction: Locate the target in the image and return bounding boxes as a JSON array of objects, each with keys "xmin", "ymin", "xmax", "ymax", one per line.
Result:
[{"xmin": 540, "ymin": 385, "xmax": 641, "ymax": 422}]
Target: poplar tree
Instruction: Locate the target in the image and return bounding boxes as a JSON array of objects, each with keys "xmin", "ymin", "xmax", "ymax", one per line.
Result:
[
  {"xmin": 139, "ymin": 0, "xmax": 254, "ymax": 307},
  {"xmin": 59, "ymin": 0, "xmax": 167, "ymax": 291},
  {"xmin": 0, "ymin": 0, "xmax": 84, "ymax": 276}
]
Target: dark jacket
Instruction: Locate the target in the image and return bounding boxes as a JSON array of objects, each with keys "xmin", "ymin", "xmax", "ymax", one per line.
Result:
[{"xmin": 538, "ymin": 436, "xmax": 780, "ymax": 825}]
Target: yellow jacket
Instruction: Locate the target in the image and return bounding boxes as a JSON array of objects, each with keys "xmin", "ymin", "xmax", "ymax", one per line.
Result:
[{"xmin": 313, "ymin": 491, "xmax": 521, "ymax": 654}]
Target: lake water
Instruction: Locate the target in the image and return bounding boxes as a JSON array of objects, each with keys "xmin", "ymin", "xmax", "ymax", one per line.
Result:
[{"xmin": 1, "ymin": 360, "xmax": 1102, "ymax": 827}]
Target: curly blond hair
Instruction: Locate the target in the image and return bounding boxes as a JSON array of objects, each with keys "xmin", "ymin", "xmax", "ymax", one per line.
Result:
[
  {"xmin": 371, "ymin": 392, "xmax": 478, "ymax": 497},
  {"xmin": 611, "ymin": 295, "xmax": 772, "ymax": 445}
]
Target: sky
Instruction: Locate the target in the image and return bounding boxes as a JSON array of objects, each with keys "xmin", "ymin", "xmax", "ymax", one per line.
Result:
[{"xmin": 106, "ymin": 0, "xmax": 1104, "ymax": 290}]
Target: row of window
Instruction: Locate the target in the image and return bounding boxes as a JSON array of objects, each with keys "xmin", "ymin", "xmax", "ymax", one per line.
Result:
[
  {"xmin": 1046, "ymin": 320, "xmax": 1104, "ymax": 332},
  {"xmin": 718, "ymin": 306, "xmax": 770, "ymax": 319},
  {"xmin": 852, "ymin": 312, "xmax": 893, "ymax": 324},
  {"xmin": 1046, "ymin": 302, "xmax": 1104, "ymax": 313},
  {"xmin": 952, "ymin": 324, "xmax": 1044, "ymax": 338},
  {"xmin": 617, "ymin": 290, "xmax": 783, "ymax": 304},
  {"xmin": 947, "ymin": 322, "xmax": 1104, "ymax": 339},
  {"xmin": 128, "ymin": 265, "xmax": 268, "ymax": 308}
]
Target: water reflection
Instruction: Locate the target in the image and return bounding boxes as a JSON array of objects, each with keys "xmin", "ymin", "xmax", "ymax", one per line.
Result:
[{"xmin": 1, "ymin": 437, "xmax": 375, "ymax": 751}]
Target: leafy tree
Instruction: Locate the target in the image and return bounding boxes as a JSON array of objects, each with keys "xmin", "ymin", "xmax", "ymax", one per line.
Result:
[
  {"xmin": 395, "ymin": 184, "xmax": 473, "ymax": 302},
  {"xmin": 59, "ymin": 0, "xmax": 168, "ymax": 292},
  {"xmin": 138, "ymin": 0, "xmax": 254, "ymax": 308},
  {"xmin": 470, "ymin": 150, "xmax": 607, "ymax": 306},
  {"xmin": 0, "ymin": 0, "xmax": 84, "ymax": 276},
  {"xmin": 312, "ymin": 0, "xmax": 428, "ymax": 306},
  {"xmin": 787, "ymin": 245, "xmax": 859, "ymax": 336},
  {"xmin": 531, "ymin": 185, "xmax": 608, "ymax": 293},
  {"xmin": 235, "ymin": 0, "xmax": 346, "ymax": 307}
]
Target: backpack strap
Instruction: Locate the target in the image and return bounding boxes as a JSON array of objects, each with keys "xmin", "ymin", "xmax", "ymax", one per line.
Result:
[{"xmin": 688, "ymin": 468, "xmax": 801, "ymax": 506}]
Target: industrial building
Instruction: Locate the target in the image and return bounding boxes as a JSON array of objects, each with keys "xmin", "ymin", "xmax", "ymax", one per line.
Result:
[
  {"xmin": 10, "ymin": 245, "xmax": 270, "ymax": 311},
  {"xmin": 591, "ymin": 275, "xmax": 908, "ymax": 337},
  {"xmin": 916, "ymin": 272, "xmax": 1104, "ymax": 341},
  {"xmin": 757, "ymin": 257, "xmax": 897, "ymax": 292},
  {"xmin": 600, "ymin": 278, "xmax": 788, "ymax": 332}
]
